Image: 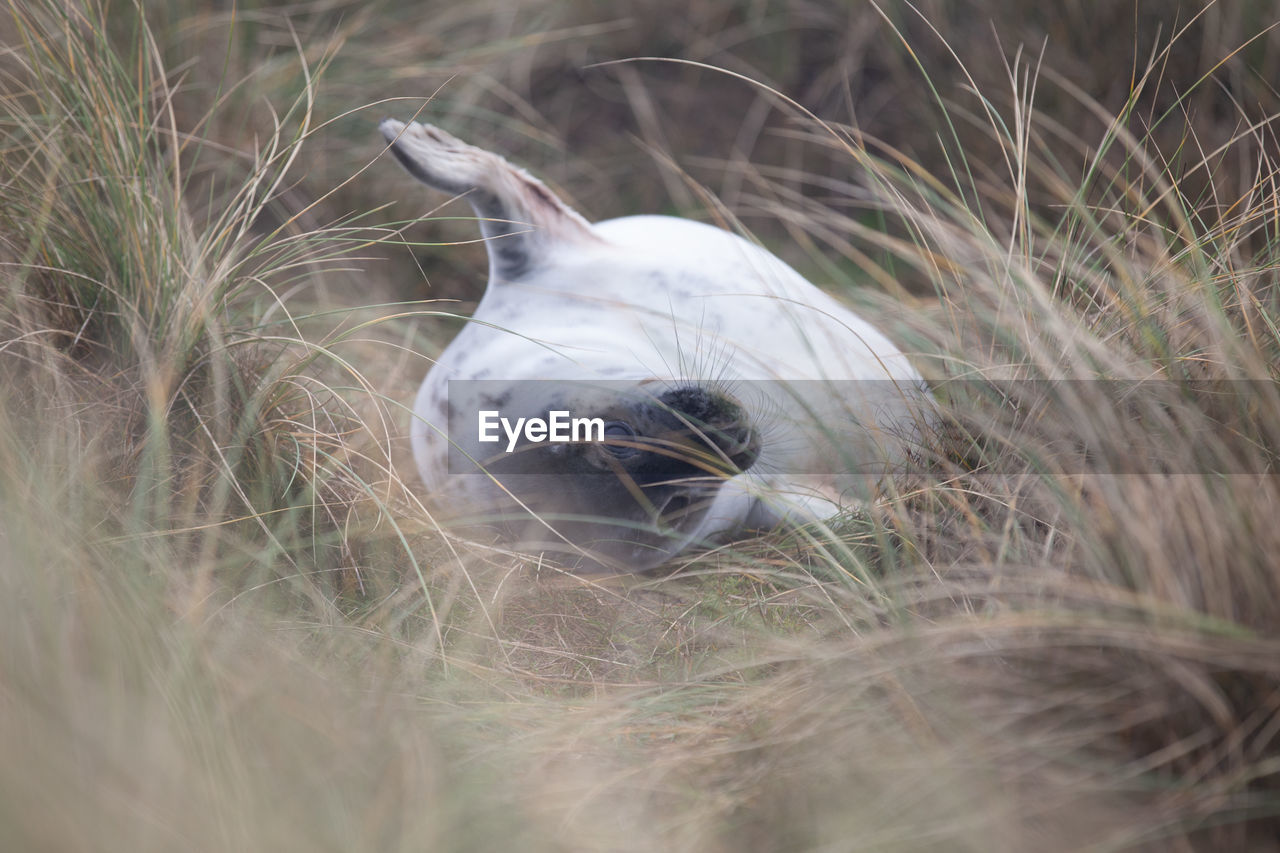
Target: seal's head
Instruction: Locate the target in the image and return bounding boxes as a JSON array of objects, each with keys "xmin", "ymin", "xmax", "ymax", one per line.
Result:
[{"xmin": 450, "ymin": 381, "xmax": 760, "ymax": 572}]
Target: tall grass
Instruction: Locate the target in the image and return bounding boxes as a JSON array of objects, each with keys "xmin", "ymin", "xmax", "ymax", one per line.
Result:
[{"xmin": 1, "ymin": 1, "xmax": 1278, "ymax": 851}]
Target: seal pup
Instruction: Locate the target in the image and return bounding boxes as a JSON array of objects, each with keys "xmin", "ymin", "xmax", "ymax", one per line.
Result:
[{"xmin": 380, "ymin": 119, "xmax": 934, "ymax": 572}]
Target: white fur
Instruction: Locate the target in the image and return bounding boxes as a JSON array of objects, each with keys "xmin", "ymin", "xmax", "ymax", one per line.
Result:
[{"xmin": 381, "ymin": 119, "xmax": 934, "ymax": 570}]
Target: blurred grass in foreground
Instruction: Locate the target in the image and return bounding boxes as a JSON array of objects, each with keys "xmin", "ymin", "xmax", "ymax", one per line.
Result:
[{"xmin": 1, "ymin": 1, "xmax": 1278, "ymax": 850}]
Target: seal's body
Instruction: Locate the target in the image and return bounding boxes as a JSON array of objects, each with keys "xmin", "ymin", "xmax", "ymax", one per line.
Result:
[{"xmin": 380, "ymin": 120, "xmax": 933, "ymax": 571}]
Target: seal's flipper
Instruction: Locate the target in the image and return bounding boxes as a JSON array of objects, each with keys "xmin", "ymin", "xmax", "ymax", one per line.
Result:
[{"xmin": 380, "ymin": 119, "xmax": 600, "ymax": 281}]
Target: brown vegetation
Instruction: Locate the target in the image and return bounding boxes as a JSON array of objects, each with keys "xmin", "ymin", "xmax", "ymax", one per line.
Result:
[{"xmin": 1, "ymin": 1, "xmax": 1277, "ymax": 850}]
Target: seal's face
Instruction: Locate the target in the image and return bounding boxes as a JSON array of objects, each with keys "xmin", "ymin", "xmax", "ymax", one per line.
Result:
[{"xmin": 452, "ymin": 382, "xmax": 760, "ymax": 572}]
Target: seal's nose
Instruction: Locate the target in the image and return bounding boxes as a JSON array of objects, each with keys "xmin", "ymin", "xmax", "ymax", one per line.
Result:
[{"xmin": 655, "ymin": 384, "xmax": 760, "ymax": 476}]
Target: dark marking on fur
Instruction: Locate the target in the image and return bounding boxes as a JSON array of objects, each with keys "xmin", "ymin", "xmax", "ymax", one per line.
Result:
[
  {"xmin": 494, "ymin": 241, "xmax": 530, "ymax": 279},
  {"xmin": 525, "ymin": 181, "xmax": 559, "ymax": 211},
  {"xmin": 480, "ymin": 391, "xmax": 512, "ymax": 409}
]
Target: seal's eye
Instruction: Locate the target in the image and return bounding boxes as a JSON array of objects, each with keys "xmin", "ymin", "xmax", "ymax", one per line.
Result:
[{"xmin": 601, "ymin": 421, "xmax": 640, "ymax": 458}]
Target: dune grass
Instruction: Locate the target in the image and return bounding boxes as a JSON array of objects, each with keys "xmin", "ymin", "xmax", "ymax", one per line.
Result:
[{"xmin": 1, "ymin": 1, "xmax": 1278, "ymax": 850}]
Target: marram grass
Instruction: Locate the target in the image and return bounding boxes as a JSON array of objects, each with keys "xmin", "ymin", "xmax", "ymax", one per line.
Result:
[{"xmin": 1, "ymin": 1, "xmax": 1278, "ymax": 851}]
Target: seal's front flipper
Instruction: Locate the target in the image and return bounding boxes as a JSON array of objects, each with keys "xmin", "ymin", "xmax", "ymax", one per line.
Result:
[{"xmin": 379, "ymin": 119, "xmax": 601, "ymax": 281}]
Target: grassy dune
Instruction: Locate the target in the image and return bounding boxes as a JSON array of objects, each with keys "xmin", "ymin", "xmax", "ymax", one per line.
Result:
[{"xmin": 2, "ymin": 1, "xmax": 1278, "ymax": 850}]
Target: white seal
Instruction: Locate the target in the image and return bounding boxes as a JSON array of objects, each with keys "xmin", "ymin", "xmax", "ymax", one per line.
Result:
[{"xmin": 380, "ymin": 119, "xmax": 934, "ymax": 572}]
